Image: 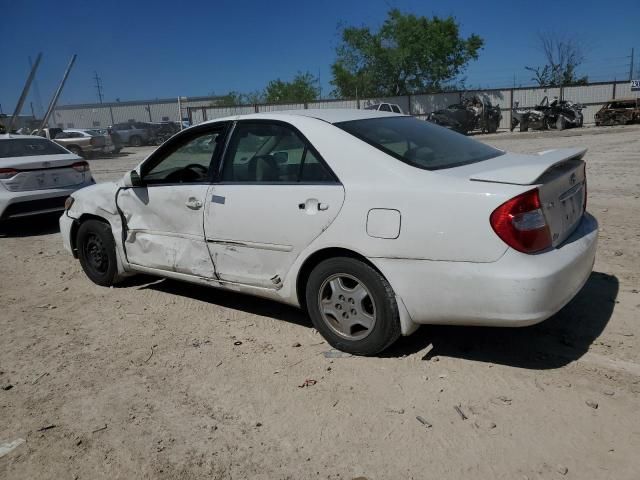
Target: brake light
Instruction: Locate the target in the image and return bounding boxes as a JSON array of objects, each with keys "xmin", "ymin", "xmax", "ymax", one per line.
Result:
[
  {"xmin": 0, "ymin": 168, "xmax": 18, "ymax": 179},
  {"xmin": 490, "ymin": 188, "xmax": 551, "ymax": 253},
  {"xmin": 71, "ymin": 161, "xmax": 90, "ymax": 173}
]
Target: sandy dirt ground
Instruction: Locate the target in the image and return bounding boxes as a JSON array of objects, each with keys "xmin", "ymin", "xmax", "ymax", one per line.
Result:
[{"xmin": 1, "ymin": 125, "xmax": 639, "ymax": 479}]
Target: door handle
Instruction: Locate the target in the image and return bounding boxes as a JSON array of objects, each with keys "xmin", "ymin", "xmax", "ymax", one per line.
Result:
[
  {"xmin": 299, "ymin": 199, "xmax": 329, "ymax": 213},
  {"xmin": 185, "ymin": 197, "xmax": 203, "ymax": 210}
]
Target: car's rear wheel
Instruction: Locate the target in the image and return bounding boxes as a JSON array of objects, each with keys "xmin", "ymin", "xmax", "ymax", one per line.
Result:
[
  {"xmin": 77, "ymin": 219, "xmax": 120, "ymax": 286},
  {"xmin": 129, "ymin": 135, "xmax": 142, "ymax": 147},
  {"xmin": 556, "ymin": 115, "xmax": 567, "ymax": 130},
  {"xmin": 305, "ymin": 257, "xmax": 401, "ymax": 356}
]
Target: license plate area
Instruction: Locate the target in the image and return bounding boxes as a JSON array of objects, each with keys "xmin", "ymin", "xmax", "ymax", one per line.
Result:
[{"xmin": 559, "ymin": 182, "xmax": 584, "ymax": 233}]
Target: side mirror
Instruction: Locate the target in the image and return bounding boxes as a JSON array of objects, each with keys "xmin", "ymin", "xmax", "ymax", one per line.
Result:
[{"xmin": 123, "ymin": 170, "xmax": 144, "ymax": 187}]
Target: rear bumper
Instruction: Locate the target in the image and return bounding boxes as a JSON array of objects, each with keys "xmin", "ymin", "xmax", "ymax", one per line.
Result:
[
  {"xmin": 0, "ymin": 182, "xmax": 93, "ymax": 220},
  {"xmin": 372, "ymin": 213, "xmax": 598, "ymax": 327}
]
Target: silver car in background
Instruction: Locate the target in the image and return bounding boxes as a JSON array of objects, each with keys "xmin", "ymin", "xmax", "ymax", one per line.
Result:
[{"xmin": 0, "ymin": 134, "xmax": 94, "ymax": 223}]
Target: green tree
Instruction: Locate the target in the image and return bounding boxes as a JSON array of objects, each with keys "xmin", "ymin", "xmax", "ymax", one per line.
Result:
[
  {"xmin": 215, "ymin": 90, "xmax": 265, "ymax": 106},
  {"xmin": 264, "ymin": 72, "xmax": 319, "ymax": 103},
  {"xmin": 331, "ymin": 9, "xmax": 483, "ymax": 97}
]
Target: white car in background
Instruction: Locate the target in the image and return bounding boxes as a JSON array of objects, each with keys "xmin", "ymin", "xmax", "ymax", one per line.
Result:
[
  {"xmin": 0, "ymin": 134, "xmax": 94, "ymax": 223},
  {"xmin": 59, "ymin": 109, "xmax": 597, "ymax": 355}
]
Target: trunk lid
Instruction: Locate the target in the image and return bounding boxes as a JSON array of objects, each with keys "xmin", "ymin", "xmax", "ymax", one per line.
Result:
[
  {"xmin": 0, "ymin": 153, "xmax": 89, "ymax": 192},
  {"xmin": 446, "ymin": 147, "xmax": 587, "ymax": 248}
]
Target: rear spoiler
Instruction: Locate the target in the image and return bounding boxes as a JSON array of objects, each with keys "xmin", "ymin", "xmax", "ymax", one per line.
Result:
[{"xmin": 469, "ymin": 147, "xmax": 587, "ymax": 185}]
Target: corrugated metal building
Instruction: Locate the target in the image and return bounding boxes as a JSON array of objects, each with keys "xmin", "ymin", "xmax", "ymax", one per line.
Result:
[{"xmin": 51, "ymin": 81, "xmax": 638, "ymax": 130}]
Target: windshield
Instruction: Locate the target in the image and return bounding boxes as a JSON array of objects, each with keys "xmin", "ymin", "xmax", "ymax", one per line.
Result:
[
  {"xmin": 336, "ymin": 116, "xmax": 504, "ymax": 170},
  {"xmin": 0, "ymin": 138, "xmax": 69, "ymax": 158}
]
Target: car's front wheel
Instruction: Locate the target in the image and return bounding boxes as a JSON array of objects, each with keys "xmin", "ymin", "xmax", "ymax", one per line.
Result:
[
  {"xmin": 77, "ymin": 219, "xmax": 120, "ymax": 286},
  {"xmin": 305, "ymin": 257, "xmax": 401, "ymax": 356}
]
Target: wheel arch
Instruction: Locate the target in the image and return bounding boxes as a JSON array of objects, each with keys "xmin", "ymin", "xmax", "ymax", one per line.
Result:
[
  {"xmin": 70, "ymin": 213, "xmax": 111, "ymax": 256},
  {"xmin": 295, "ymin": 247, "xmax": 384, "ymax": 310}
]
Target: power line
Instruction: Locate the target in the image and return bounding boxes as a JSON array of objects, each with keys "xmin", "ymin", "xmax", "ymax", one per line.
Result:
[{"xmin": 93, "ymin": 71, "xmax": 104, "ymax": 104}]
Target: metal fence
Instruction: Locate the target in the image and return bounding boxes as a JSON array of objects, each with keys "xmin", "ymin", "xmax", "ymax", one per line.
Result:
[{"xmin": 51, "ymin": 81, "xmax": 637, "ymax": 130}]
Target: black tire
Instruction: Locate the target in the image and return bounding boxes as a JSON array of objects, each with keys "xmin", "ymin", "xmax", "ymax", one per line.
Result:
[
  {"xmin": 113, "ymin": 148, "xmax": 122, "ymax": 154},
  {"xmin": 556, "ymin": 115, "xmax": 566, "ymax": 131},
  {"xmin": 129, "ymin": 135, "xmax": 142, "ymax": 147},
  {"xmin": 76, "ymin": 219, "xmax": 120, "ymax": 286},
  {"xmin": 305, "ymin": 257, "xmax": 401, "ymax": 356}
]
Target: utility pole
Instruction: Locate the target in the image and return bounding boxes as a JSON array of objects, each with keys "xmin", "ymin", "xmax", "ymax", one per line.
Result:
[
  {"xmin": 318, "ymin": 68, "xmax": 322, "ymax": 100},
  {"xmin": 630, "ymin": 47, "xmax": 635, "ymax": 81},
  {"xmin": 29, "ymin": 56, "xmax": 45, "ymax": 118},
  {"xmin": 39, "ymin": 54, "xmax": 77, "ymax": 133},
  {"xmin": 9, "ymin": 52, "xmax": 42, "ymax": 132},
  {"xmin": 93, "ymin": 71, "xmax": 104, "ymax": 103}
]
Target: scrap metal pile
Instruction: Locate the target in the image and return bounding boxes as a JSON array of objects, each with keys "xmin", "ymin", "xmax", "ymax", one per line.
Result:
[
  {"xmin": 426, "ymin": 94, "xmax": 502, "ymax": 135},
  {"xmin": 511, "ymin": 96, "xmax": 584, "ymax": 132}
]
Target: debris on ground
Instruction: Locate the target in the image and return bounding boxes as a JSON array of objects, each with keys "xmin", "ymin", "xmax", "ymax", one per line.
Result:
[
  {"xmin": 454, "ymin": 405, "xmax": 468, "ymax": 420},
  {"xmin": 292, "ymin": 342, "xmax": 301, "ymax": 347},
  {"xmin": 2, "ymin": 384, "xmax": 13, "ymax": 391},
  {"xmin": 0, "ymin": 438, "xmax": 25, "ymax": 459},
  {"xmin": 557, "ymin": 465, "xmax": 569, "ymax": 475},
  {"xmin": 586, "ymin": 400, "xmax": 599, "ymax": 409},
  {"xmin": 298, "ymin": 379, "xmax": 317, "ymax": 388},
  {"xmin": 416, "ymin": 416, "xmax": 432, "ymax": 428},
  {"xmin": 92, "ymin": 424, "xmax": 108, "ymax": 433},
  {"xmin": 385, "ymin": 407, "xmax": 405, "ymax": 414},
  {"xmin": 37, "ymin": 424, "xmax": 57, "ymax": 432},
  {"xmin": 233, "ymin": 341, "xmax": 243, "ymax": 346}
]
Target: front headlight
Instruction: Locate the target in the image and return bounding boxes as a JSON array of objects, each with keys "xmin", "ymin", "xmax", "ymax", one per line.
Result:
[{"xmin": 64, "ymin": 196, "xmax": 75, "ymax": 211}]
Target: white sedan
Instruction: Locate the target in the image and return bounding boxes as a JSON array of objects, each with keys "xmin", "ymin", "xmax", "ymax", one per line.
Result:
[
  {"xmin": 59, "ymin": 109, "xmax": 597, "ymax": 355},
  {"xmin": 0, "ymin": 134, "xmax": 94, "ymax": 223}
]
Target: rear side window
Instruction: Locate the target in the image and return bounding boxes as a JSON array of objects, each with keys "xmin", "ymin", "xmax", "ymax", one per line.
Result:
[
  {"xmin": 336, "ymin": 116, "xmax": 504, "ymax": 170},
  {"xmin": 0, "ymin": 138, "xmax": 68, "ymax": 158},
  {"xmin": 379, "ymin": 104, "xmax": 392, "ymax": 112},
  {"xmin": 221, "ymin": 122, "xmax": 336, "ymax": 183},
  {"xmin": 391, "ymin": 105, "xmax": 401, "ymax": 113}
]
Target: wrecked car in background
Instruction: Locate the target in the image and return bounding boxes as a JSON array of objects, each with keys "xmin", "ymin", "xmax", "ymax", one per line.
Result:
[
  {"xmin": 594, "ymin": 98, "xmax": 640, "ymax": 126},
  {"xmin": 511, "ymin": 96, "xmax": 584, "ymax": 132},
  {"xmin": 426, "ymin": 95, "xmax": 502, "ymax": 134}
]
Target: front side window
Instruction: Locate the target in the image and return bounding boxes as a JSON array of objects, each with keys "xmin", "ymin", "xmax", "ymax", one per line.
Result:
[
  {"xmin": 336, "ymin": 116, "xmax": 504, "ymax": 170},
  {"xmin": 143, "ymin": 129, "xmax": 222, "ymax": 184},
  {"xmin": 221, "ymin": 122, "xmax": 335, "ymax": 183}
]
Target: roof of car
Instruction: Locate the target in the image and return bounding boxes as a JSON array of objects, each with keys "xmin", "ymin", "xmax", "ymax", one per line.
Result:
[
  {"xmin": 207, "ymin": 108, "xmax": 405, "ymax": 125},
  {"xmin": 0, "ymin": 133, "xmax": 40, "ymax": 140}
]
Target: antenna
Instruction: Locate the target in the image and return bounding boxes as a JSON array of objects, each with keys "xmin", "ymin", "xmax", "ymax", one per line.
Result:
[{"xmin": 93, "ymin": 71, "xmax": 104, "ymax": 104}]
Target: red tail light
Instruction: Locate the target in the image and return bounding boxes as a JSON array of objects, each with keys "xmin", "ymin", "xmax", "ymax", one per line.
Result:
[
  {"xmin": 490, "ymin": 188, "xmax": 551, "ymax": 253},
  {"xmin": 71, "ymin": 161, "xmax": 90, "ymax": 173},
  {"xmin": 0, "ymin": 168, "xmax": 18, "ymax": 179}
]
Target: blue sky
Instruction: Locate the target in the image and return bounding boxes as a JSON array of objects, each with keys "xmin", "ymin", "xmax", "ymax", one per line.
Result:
[{"xmin": 1, "ymin": 0, "xmax": 638, "ymax": 114}]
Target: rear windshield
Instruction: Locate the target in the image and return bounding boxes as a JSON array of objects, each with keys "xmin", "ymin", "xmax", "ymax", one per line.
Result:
[
  {"xmin": 0, "ymin": 138, "xmax": 69, "ymax": 158},
  {"xmin": 336, "ymin": 116, "xmax": 504, "ymax": 170}
]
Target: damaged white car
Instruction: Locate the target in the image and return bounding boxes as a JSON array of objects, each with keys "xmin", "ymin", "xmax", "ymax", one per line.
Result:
[{"xmin": 60, "ymin": 109, "xmax": 597, "ymax": 355}]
